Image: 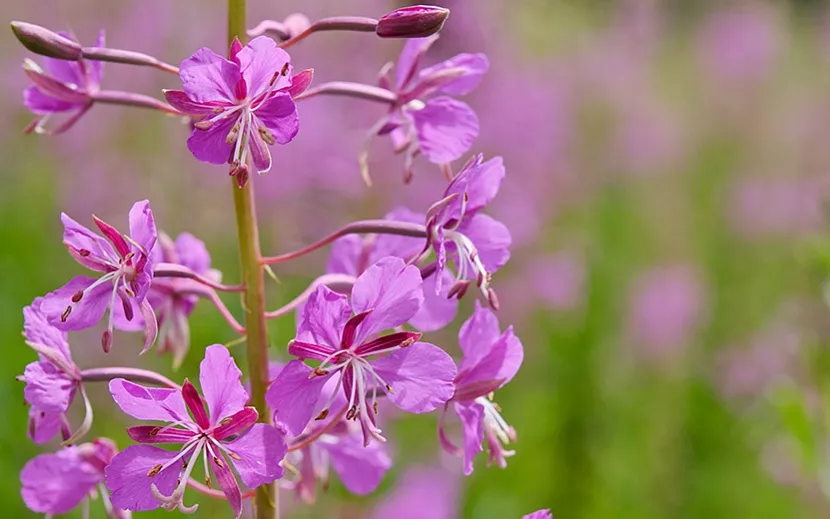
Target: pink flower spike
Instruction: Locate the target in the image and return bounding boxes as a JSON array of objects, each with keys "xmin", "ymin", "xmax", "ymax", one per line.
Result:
[{"xmin": 106, "ymin": 345, "xmax": 285, "ymax": 518}]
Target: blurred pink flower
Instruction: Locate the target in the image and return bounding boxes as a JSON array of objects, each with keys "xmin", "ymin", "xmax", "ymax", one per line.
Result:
[
  {"xmin": 728, "ymin": 177, "xmax": 826, "ymax": 238},
  {"xmin": 369, "ymin": 466, "xmax": 459, "ymax": 519},
  {"xmin": 627, "ymin": 265, "xmax": 705, "ymax": 362}
]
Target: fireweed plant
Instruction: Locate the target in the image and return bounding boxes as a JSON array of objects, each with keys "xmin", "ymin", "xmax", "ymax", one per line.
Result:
[{"xmin": 12, "ymin": 3, "xmax": 550, "ymax": 519}]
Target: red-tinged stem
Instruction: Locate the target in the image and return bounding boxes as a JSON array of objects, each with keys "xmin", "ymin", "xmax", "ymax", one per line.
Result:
[
  {"xmin": 188, "ymin": 479, "xmax": 256, "ymax": 500},
  {"xmin": 265, "ymin": 274, "xmax": 357, "ymax": 319},
  {"xmin": 154, "ymin": 264, "xmax": 246, "ymax": 292},
  {"xmin": 293, "ymin": 81, "xmax": 396, "ymax": 104},
  {"xmin": 81, "ymin": 46, "xmax": 179, "ymax": 75},
  {"xmin": 287, "ymin": 406, "xmax": 348, "ymax": 452},
  {"xmin": 92, "ymin": 90, "xmax": 181, "ymax": 115},
  {"xmin": 178, "ymin": 287, "xmax": 246, "ymax": 335},
  {"xmin": 228, "ymin": 0, "xmax": 277, "ymax": 517},
  {"xmin": 279, "ymin": 16, "xmax": 378, "ymax": 49},
  {"xmin": 80, "ymin": 367, "xmax": 179, "ymax": 389},
  {"xmin": 260, "ymin": 220, "xmax": 427, "ymax": 265}
]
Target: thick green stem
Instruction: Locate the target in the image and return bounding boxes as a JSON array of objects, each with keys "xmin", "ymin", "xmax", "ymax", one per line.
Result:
[{"xmin": 227, "ymin": 1, "xmax": 278, "ymax": 518}]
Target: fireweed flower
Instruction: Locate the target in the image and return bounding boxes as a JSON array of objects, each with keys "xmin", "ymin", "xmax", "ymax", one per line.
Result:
[
  {"xmin": 439, "ymin": 301, "xmax": 523, "ymax": 475},
  {"xmin": 21, "ymin": 438, "xmax": 129, "ymax": 518},
  {"xmin": 21, "ymin": 298, "xmax": 91, "ymax": 444},
  {"xmin": 366, "ymin": 34, "xmax": 488, "ymax": 181},
  {"xmin": 406, "ymin": 154, "xmax": 510, "ymax": 304},
  {"xmin": 266, "ymin": 256, "xmax": 457, "ymax": 446},
  {"xmin": 41, "ymin": 200, "xmax": 158, "ymax": 353},
  {"xmin": 369, "ymin": 466, "xmax": 459, "ymax": 519},
  {"xmin": 282, "ymin": 371, "xmax": 392, "ymax": 503},
  {"xmin": 164, "ymin": 36, "xmax": 307, "ymax": 181},
  {"xmin": 22, "ymin": 30, "xmax": 104, "ymax": 135},
  {"xmin": 523, "ymin": 510, "xmax": 553, "ymax": 519},
  {"xmin": 105, "ymin": 345, "xmax": 285, "ymax": 518},
  {"xmin": 149, "ymin": 232, "xmax": 221, "ymax": 368},
  {"xmin": 327, "ymin": 210, "xmax": 458, "ymax": 332}
]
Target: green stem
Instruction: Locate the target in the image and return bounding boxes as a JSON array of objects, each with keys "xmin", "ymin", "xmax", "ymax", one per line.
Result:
[{"xmin": 227, "ymin": 1, "xmax": 278, "ymax": 518}]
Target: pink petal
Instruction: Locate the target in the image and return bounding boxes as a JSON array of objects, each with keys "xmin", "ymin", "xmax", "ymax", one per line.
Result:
[
  {"xmin": 455, "ymin": 401, "xmax": 484, "ymax": 476},
  {"xmin": 350, "ymin": 257, "xmax": 424, "ymax": 342},
  {"xmin": 371, "ymin": 341, "xmax": 456, "ymax": 413},
  {"xmin": 212, "ymin": 453, "xmax": 242, "ymax": 518},
  {"xmin": 409, "ymin": 270, "xmax": 458, "ymax": 332},
  {"xmin": 127, "ymin": 425, "xmax": 195, "ymax": 444},
  {"xmin": 212, "ymin": 407, "xmax": 258, "ymax": 440},
  {"xmin": 254, "ymin": 93, "xmax": 299, "ymax": 144},
  {"xmin": 105, "ymin": 445, "xmax": 183, "ymax": 512},
  {"xmin": 326, "ymin": 235, "xmax": 364, "ymax": 276},
  {"xmin": 236, "ymin": 36, "xmax": 292, "ymax": 98},
  {"xmin": 128, "ymin": 200, "xmax": 157, "ymax": 255},
  {"xmin": 21, "ymin": 446, "xmax": 101, "ymax": 514},
  {"xmin": 23, "ymin": 361, "xmax": 74, "ymax": 413},
  {"xmin": 27, "ymin": 406, "xmax": 62, "ymax": 444},
  {"xmin": 186, "ymin": 116, "xmax": 235, "ymax": 165},
  {"xmin": 182, "ymin": 379, "xmax": 210, "ymax": 429},
  {"xmin": 296, "ymin": 286, "xmax": 351, "ymax": 351},
  {"xmin": 226, "ymin": 423, "xmax": 286, "ymax": 488},
  {"xmin": 162, "ymin": 89, "xmax": 225, "ymax": 115},
  {"xmin": 396, "ymin": 35, "xmax": 439, "ymax": 89},
  {"xmin": 23, "ymin": 85, "xmax": 76, "ymax": 114},
  {"xmin": 61, "ymin": 213, "xmax": 116, "ymax": 271},
  {"xmin": 456, "ymin": 213, "xmax": 511, "ymax": 273},
  {"xmin": 458, "ymin": 300, "xmax": 501, "ymax": 360},
  {"xmin": 247, "ymin": 118, "xmax": 273, "ymax": 173},
  {"xmin": 451, "ymin": 155, "xmax": 505, "ymax": 214},
  {"xmin": 41, "ymin": 276, "xmax": 111, "ymax": 331},
  {"xmin": 200, "ymin": 345, "xmax": 249, "ymax": 425},
  {"xmin": 23, "ymin": 298, "xmax": 70, "ymax": 359},
  {"xmin": 410, "ymin": 97, "xmax": 478, "ymax": 164},
  {"xmin": 264, "ymin": 360, "xmax": 329, "ymax": 437},
  {"xmin": 287, "ymin": 68, "xmax": 314, "ymax": 98},
  {"xmin": 523, "ymin": 510, "xmax": 553, "ymax": 519},
  {"xmin": 419, "ymin": 53, "xmax": 489, "ymax": 96},
  {"xmin": 373, "ymin": 207, "xmax": 427, "ymax": 261},
  {"xmin": 179, "ymin": 47, "xmax": 241, "ymax": 103},
  {"xmin": 325, "ymin": 432, "xmax": 391, "ymax": 495},
  {"xmin": 108, "ymin": 378, "xmax": 190, "ymax": 423}
]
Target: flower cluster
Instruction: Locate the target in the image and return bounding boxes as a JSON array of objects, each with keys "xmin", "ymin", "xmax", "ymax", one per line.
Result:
[{"xmin": 12, "ymin": 4, "xmax": 547, "ymax": 519}]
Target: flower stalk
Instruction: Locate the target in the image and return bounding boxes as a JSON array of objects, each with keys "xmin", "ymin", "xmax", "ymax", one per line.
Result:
[{"xmin": 228, "ymin": 0, "xmax": 278, "ymax": 517}]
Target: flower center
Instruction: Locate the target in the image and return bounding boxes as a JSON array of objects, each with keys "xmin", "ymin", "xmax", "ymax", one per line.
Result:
[{"xmin": 476, "ymin": 396, "xmax": 516, "ymax": 460}]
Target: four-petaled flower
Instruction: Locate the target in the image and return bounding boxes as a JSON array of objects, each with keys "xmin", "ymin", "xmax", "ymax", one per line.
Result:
[
  {"xmin": 439, "ymin": 301, "xmax": 523, "ymax": 475},
  {"xmin": 266, "ymin": 256, "xmax": 457, "ymax": 446},
  {"xmin": 105, "ymin": 345, "xmax": 285, "ymax": 518},
  {"xmin": 368, "ymin": 34, "xmax": 488, "ymax": 181},
  {"xmin": 149, "ymin": 232, "xmax": 222, "ymax": 368},
  {"xmin": 21, "ymin": 438, "xmax": 130, "ymax": 518},
  {"xmin": 21, "ymin": 297, "xmax": 91, "ymax": 444},
  {"xmin": 165, "ymin": 36, "xmax": 311, "ymax": 184},
  {"xmin": 41, "ymin": 200, "xmax": 158, "ymax": 353},
  {"xmin": 22, "ymin": 30, "xmax": 104, "ymax": 135}
]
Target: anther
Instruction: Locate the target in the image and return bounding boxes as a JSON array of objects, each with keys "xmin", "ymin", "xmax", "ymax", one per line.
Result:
[
  {"xmin": 60, "ymin": 306, "xmax": 72, "ymax": 322},
  {"xmin": 78, "ymin": 249, "xmax": 90, "ymax": 257},
  {"xmin": 487, "ymin": 288, "xmax": 500, "ymax": 311},
  {"xmin": 101, "ymin": 330, "xmax": 113, "ymax": 353},
  {"xmin": 311, "ymin": 367, "xmax": 330, "ymax": 378},
  {"xmin": 205, "ymin": 475, "xmax": 211, "ymax": 489},
  {"xmin": 213, "ymin": 456, "xmax": 225, "ymax": 469},
  {"xmin": 346, "ymin": 406, "xmax": 358, "ymax": 420},
  {"xmin": 71, "ymin": 290, "xmax": 84, "ymax": 303},
  {"xmin": 385, "ymin": 384, "xmax": 394, "ymax": 394},
  {"xmin": 280, "ymin": 63, "xmax": 290, "ymax": 76},
  {"xmin": 258, "ymin": 126, "xmax": 276, "ymax": 145},
  {"xmin": 315, "ymin": 409, "xmax": 329, "ymax": 421},
  {"xmin": 225, "ymin": 123, "xmax": 240, "ymax": 145},
  {"xmin": 149, "ymin": 426, "xmax": 161, "ymax": 436},
  {"xmin": 147, "ymin": 464, "xmax": 163, "ymax": 477},
  {"xmin": 400, "ymin": 337, "xmax": 415, "ymax": 347},
  {"xmin": 228, "ymin": 451, "xmax": 242, "ymax": 461},
  {"xmin": 219, "ymin": 416, "xmax": 233, "ymax": 426},
  {"xmin": 373, "ymin": 401, "xmax": 379, "ymax": 415},
  {"xmin": 193, "ymin": 120, "xmax": 214, "ymax": 131}
]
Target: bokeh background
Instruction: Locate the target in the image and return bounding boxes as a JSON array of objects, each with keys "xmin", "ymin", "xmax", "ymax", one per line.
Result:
[{"xmin": 4, "ymin": 0, "xmax": 830, "ymax": 517}]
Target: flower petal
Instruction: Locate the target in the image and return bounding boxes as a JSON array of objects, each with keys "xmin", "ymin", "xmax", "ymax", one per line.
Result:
[
  {"xmin": 108, "ymin": 378, "xmax": 190, "ymax": 423},
  {"xmin": 247, "ymin": 117, "xmax": 273, "ymax": 173},
  {"xmin": 455, "ymin": 401, "xmax": 484, "ymax": 476},
  {"xmin": 27, "ymin": 406, "xmax": 62, "ymax": 444},
  {"xmin": 457, "ymin": 302, "xmax": 523, "ymax": 388},
  {"xmin": 41, "ymin": 276, "xmax": 111, "ymax": 331},
  {"xmin": 186, "ymin": 116, "xmax": 235, "ymax": 165},
  {"xmin": 61, "ymin": 212, "xmax": 117, "ymax": 271},
  {"xmin": 418, "ymin": 52, "xmax": 489, "ymax": 96},
  {"xmin": 287, "ymin": 68, "xmax": 314, "ymax": 98},
  {"xmin": 128, "ymin": 200, "xmax": 157, "ymax": 256},
  {"xmin": 410, "ymin": 97, "xmax": 478, "ymax": 164},
  {"xmin": 200, "ymin": 345, "xmax": 249, "ymax": 425},
  {"xmin": 456, "ymin": 213, "xmax": 511, "ymax": 273},
  {"xmin": 523, "ymin": 510, "xmax": 553, "ymax": 519},
  {"xmin": 408, "ymin": 270, "xmax": 458, "ymax": 332},
  {"xmin": 212, "ymin": 453, "xmax": 243, "ymax": 519},
  {"xmin": 212, "ymin": 406, "xmax": 258, "ymax": 440},
  {"xmin": 451, "ymin": 156, "xmax": 505, "ymax": 214},
  {"xmin": 23, "ymin": 85, "xmax": 76, "ymax": 114},
  {"xmin": 179, "ymin": 47, "xmax": 240, "ymax": 103},
  {"xmin": 370, "ymin": 341, "xmax": 456, "ymax": 413},
  {"xmin": 327, "ymin": 235, "xmax": 365, "ymax": 276},
  {"xmin": 226, "ymin": 423, "xmax": 286, "ymax": 488},
  {"xmin": 174, "ymin": 232, "xmax": 213, "ymax": 274},
  {"xmin": 350, "ymin": 257, "xmax": 424, "ymax": 342},
  {"xmin": 265, "ymin": 360, "xmax": 329, "ymax": 437},
  {"xmin": 296, "ymin": 286, "xmax": 351, "ymax": 351},
  {"xmin": 23, "ymin": 361, "xmax": 74, "ymax": 413},
  {"xmin": 368, "ymin": 466, "xmax": 459, "ymax": 519},
  {"xmin": 254, "ymin": 92, "xmax": 299, "ymax": 144},
  {"xmin": 373, "ymin": 207, "xmax": 427, "ymax": 261},
  {"xmin": 236, "ymin": 36, "xmax": 292, "ymax": 98},
  {"xmin": 24, "ymin": 298, "xmax": 70, "ymax": 359},
  {"xmin": 325, "ymin": 432, "xmax": 392, "ymax": 495},
  {"xmin": 457, "ymin": 300, "xmax": 501, "ymax": 359},
  {"xmin": 395, "ymin": 35, "xmax": 439, "ymax": 89},
  {"xmin": 127, "ymin": 425, "xmax": 196, "ymax": 444},
  {"xmin": 106, "ymin": 445, "xmax": 183, "ymax": 512},
  {"xmin": 162, "ymin": 89, "xmax": 224, "ymax": 115},
  {"xmin": 21, "ymin": 446, "xmax": 101, "ymax": 514}
]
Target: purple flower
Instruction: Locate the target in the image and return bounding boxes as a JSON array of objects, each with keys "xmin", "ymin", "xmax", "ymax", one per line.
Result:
[
  {"xmin": 393, "ymin": 154, "xmax": 510, "ymax": 305},
  {"xmin": 523, "ymin": 510, "xmax": 553, "ymax": 519},
  {"xmin": 369, "ymin": 466, "xmax": 459, "ymax": 519},
  {"xmin": 439, "ymin": 301, "xmax": 523, "ymax": 475},
  {"xmin": 40, "ymin": 200, "xmax": 158, "ymax": 353},
  {"xmin": 266, "ymin": 256, "xmax": 457, "ymax": 445},
  {"xmin": 105, "ymin": 345, "xmax": 285, "ymax": 518},
  {"xmin": 21, "ymin": 438, "xmax": 129, "ymax": 518},
  {"xmin": 22, "ymin": 298, "xmax": 91, "ymax": 444},
  {"xmin": 327, "ymin": 210, "xmax": 458, "ymax": 332},
  {"xmin": 22, "ymin": 30, "xmax": 104, "ymax": 135},
  {"xmin": 149, "ymin": 232, "xmax": 221, "ymax": 368},
  {"xmin": 164, "ymin": 36, "xmax": 306, "ymax": 179},
  {"xmin": 284, "ymin": 374, "xmax": 392, "ymax": 503},
  {"xmin": 367, "ymin": 35, "xmax": 488, "ymax": 181}
]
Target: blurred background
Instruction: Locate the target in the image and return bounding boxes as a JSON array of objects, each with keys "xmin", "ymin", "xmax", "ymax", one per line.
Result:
[{"xmin": 4, "ymin": 0, "xmax": 830, "ymax": 517}]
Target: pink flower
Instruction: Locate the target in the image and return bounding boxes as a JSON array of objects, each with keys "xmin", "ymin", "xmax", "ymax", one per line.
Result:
[
  {"xmin": 440, "ymin": 302, "xmax": 523, "ymax": 475},
  {"xmin": 266, "ymin": 257, "xmax": 457, "ymax": 445},
  {"xmin": 105, "ymin": 345, "xmax": 285, "ymax": 518},
  {"xmin": 523, "ymin": 510, "xmax": 553, "ymax": 519},
  {"xmin": 40, "ymin": 200, "xmax": 158, "ymax": 353},
  {"xmin": 165, "ymin": 36, "xmax": 309, "ymax": 180}
]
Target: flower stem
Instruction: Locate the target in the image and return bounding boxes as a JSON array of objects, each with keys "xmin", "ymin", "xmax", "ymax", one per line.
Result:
[{"xmin": 228, "ymin": 1, "xmax": 278, "ymax": 518}]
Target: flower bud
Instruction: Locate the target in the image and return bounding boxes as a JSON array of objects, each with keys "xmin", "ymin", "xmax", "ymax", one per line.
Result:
[
  {"xmin": 376, "ymin": 5, "xmax": 450, "ymax": 38},
  {"xmin": 11, "ymin": 21, "xmax": 82, "ymax": 60}
]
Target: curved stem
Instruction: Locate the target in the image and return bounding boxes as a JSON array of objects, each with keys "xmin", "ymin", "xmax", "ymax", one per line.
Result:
[
  {"xmin": 154, "ymin": 263, "xmax": 246, "ymax": 292},
  {"xmin": 287, "ymin": 406, "xmax": 348, "ymax": 452},
  {"xmin": 265, "ymin": 274, "xmax": 357, "ymax": 319},
  {"xmin": 178, "ymin": 287, "xmax": 246, "ymax": 335},
  {"xmin": 91, "ymin": 90, "xmax": 181, "ymax": 115},
  {"xmin": 80, "ymin": 367, "xmax": 179, "ymax": 389},
  {"xmin": 279, "ymin": 16, "xmax": 378, "ymax": 49},
  {"xmin": 260, "ymin": 220, "xmax": 427, "ymax": 265},
  {"xmin": 188, "ymin": 479, "xmax": 255, "ymax": 500},
  {"xmin": 294, "ymin": 81, "xmax": 396, "ymax": 104},
  {"xmin": 81, "ymin": 46, "xmax": 179, "ymax": 75}
]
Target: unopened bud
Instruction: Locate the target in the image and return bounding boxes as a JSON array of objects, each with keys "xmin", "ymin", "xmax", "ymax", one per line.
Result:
[
  {"xmin": 11, "ymin": 21, "xmax": 83, "ymax": 60},
  {"xmin": 376, "ymin": 5, "xmax": 450, "ymax": 38}
]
